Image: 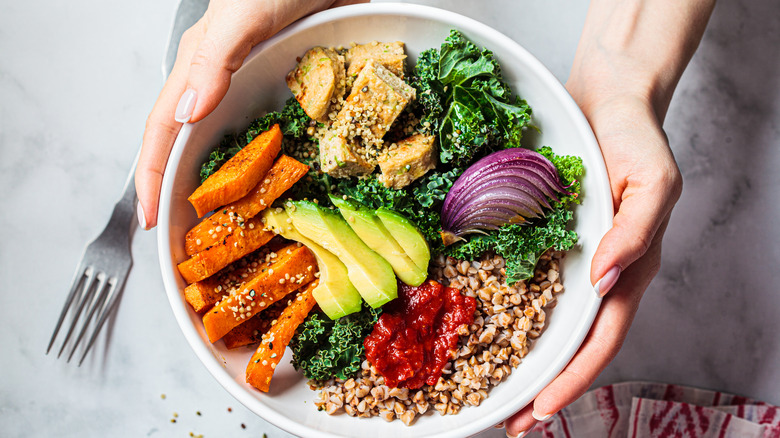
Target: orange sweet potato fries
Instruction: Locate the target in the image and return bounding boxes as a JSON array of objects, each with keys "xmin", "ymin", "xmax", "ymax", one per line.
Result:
[
  {"xmin": 177, "ymin": 216, "xmax": 274, "ymax": 284},
  {"xmin": 246, "ymin": 279, "xmax": 319, "ymax": 392},
  {"xmin": 185, "ymin": 155, "xmax": 309, "ymax": 256},
  {"xmin": 202, "ymin": 244, "xmax": 317, "ymax": 343},
  {"xmin": 178, "ymin": 127, "xmax": 320, "ymax": 392},
  {"xmin": 188, "ymin": 124, "xmax": 282, "ymax": 217}
]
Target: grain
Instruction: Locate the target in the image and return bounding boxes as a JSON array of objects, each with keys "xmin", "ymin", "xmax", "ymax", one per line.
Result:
[{"xmin": 311, "ymin": 251, "xmax": 565, "ymax": 425}]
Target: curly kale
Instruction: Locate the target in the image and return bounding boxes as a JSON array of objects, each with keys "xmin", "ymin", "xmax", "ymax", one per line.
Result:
[
  {"xmin": 333, "ymin": 167, "xmax": 462, "ymax": 255},
  {"xmin": 290, "ymin": 304, "xmax": 382, "ymax": 381},
  {"xmin": 409, "ymin": 30, "xmax": 532, "ymax": 168},
  {"xmin": 442, "ymin": 148, "xmax": 584, "ymax": 283},
  {"xmin": 199, "ymin": 98, "xmax": 314, "ymax": 182},
  {"xmin": 445, "ymin": 207, "xmax": 578, "ymax": 284},
  {"xmin": 409, "ymin": 48, "xmax": 444, "ymax": 132}
]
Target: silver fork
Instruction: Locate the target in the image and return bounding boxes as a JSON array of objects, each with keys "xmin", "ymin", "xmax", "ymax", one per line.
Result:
[{"xmin": 46, "ymin": 153, "xmax": 138, "ymax": 365}]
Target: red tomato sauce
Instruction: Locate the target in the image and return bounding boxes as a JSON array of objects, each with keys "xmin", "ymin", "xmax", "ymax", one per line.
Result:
[{"xmin": 364, "ymin": 280, "xmax": 477, "ymax": 389}]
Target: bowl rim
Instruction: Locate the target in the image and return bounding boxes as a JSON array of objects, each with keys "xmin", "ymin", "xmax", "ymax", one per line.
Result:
[{"xmin": 158, "ymin": 3, "xmax": 607, "ymax": 437}]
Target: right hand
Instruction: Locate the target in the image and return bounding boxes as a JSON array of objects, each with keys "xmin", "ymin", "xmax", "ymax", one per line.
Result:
[{"xmin": 135, "ymin": 0, "xmax": 366, "ymax": 230}]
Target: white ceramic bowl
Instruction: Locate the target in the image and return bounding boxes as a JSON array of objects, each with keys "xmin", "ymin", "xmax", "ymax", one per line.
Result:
[{"xmin": 158, "ymin": 4, "xmax": 610, "ymax": 437}]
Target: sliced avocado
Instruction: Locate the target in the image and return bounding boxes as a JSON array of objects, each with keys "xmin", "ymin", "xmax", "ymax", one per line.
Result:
[
  {"xmin": 261, "ymin": 208, "xmax": 362, "ymax": 319},
  {"xmin": 285, "ymin": 201, "xmax": 397, "ymax": 308},
  {"xmin": 375, "ymin": 207, "xmax": 431, "ymax": 272},
  {"xmin": 330, "ymin": 195, "xmax": 426, "ymax": 287}
]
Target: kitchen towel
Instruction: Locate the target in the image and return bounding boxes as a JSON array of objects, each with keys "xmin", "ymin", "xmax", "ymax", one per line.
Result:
[{"xmin": 526, "ymin": 382, "xmax": 780, "ymax": 437}]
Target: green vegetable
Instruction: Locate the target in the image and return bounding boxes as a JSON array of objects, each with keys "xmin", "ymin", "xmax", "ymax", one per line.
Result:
[
  {"xmin": 443, "ymin": 147, "xmax": 583, "ymax": 283},
  {"xmin": 410, "ymin": 30, "xmax": 532, "ymax": 167},
  {"xmin": 335, "ymin": 175, "xmax": 450, "ymax": 255},
  {"xmin": 199, "ymin": 98, "xmax": 313, "ymax": 182},
  {"xmin": 290, "ymin": 304, "xmax": 381, "ymax": 381}
]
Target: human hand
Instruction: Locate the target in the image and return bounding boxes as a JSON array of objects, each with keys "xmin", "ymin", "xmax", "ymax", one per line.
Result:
[
  {"xmin": 501, "ymin": 0, "xmax": 714, "ymax": 434},
  {"xmin": 135, "ymin": 0, "xmax": 366, "ymax": 230},
  {"xmin": 502, "ymin": 92, "xmax": 682, "ymax": 437}
]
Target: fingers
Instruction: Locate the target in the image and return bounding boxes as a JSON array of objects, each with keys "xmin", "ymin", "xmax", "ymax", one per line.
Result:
[
  {"xmin": 588, "ymin": 101, "xmax": 682, "ymax": 292},
  {"xmin": 591, "ymin": 166, "xmax": 679, "ymax": 292},
  {"xmin": 528, "ymin": 220, "xmax": 666, "ymax": 422},
  {"xmin": 181, "ymin": 7, "xmax": 260, "ymax": 124},
  {"xmin": 504, "ymin": 403, "xmax": 536, "ymax": 437},
  {"xmin": 181, "ymin": 0, "xmax": 367, "ymax": 123},
  {"xmin": 135, "ymin": 21, "xmax": 205, "ymax": 229},
  {"xmin": 136, "ymin": 0, "xmax": 357, "ymax": 230}
]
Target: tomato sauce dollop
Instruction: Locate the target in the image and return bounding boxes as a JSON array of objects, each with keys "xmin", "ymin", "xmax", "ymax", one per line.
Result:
[{"xmin": 364, "ymin": 280, "xmax": 477, "ymax": 389}]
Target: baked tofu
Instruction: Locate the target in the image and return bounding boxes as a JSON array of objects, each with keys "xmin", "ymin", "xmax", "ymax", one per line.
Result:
[
  {"xmin": 334, "ymin": 60, "xmax": 415, "ymax": 147},
  {"xmin": 378, "ymin": 134, "xmax": 437, "ymax": 189},
  {"xmin": 286, "ymin": 46, "xmax": 345, "ymax": 122},
  {"xmin": 345, "ymin": 41, "xmax": 407, "ymax": 79},
  {"xmin": 319, "ymin": 131, "xmax": 376, "ymax": 178}
]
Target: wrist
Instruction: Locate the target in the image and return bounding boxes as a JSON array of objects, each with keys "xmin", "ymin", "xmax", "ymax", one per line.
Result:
[{"xmin": 568, "ymin": 0, "xmax": 715, "ymax": 122}]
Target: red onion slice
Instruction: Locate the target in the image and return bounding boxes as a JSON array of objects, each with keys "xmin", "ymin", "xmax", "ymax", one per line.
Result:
[{"xmin": 440, "ymin": 148, "xmax": 573, "ymax": 245}]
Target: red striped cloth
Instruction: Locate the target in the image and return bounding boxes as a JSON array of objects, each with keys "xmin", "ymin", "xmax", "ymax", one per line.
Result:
[{"xmin": 527, "ymin": 382, "xmax": 780, "ymax": 437}]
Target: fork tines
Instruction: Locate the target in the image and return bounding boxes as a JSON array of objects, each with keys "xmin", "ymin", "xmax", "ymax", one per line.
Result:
[{"xmin": 47, "ymin": 265, "xmax": 121, "ymax": 366}]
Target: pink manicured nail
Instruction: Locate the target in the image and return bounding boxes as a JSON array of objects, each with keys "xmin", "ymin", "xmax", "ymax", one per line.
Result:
[
  {"xmin": 594, "ymin": 265, "xmax": 621, "ymax": 297},
  {"xmin": 532, "ymin": 410, "xmax": 552, "ymax": 421},
  {"xmin": 506, "ymin": 430, "xmax": 527, "ymax": 438},
  {"xmin": 175, "ymin": 89, "xmax": 197, "ymax": 123},
  {"xmin": 137, "ymin": 200, "xmax": 148, "ymax": 230}
]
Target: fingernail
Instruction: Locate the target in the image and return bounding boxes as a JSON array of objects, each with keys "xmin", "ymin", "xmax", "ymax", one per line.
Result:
[
  {"xmin": 175, "ymin": 88, "xmax": 197, "ymax": 123},
  {"xmin": 494, "ymin": 422, "xmax": 504, "ymax": 428},
  {"xmin": 506, "ymin": 430, "xmax": 527, "ymax": 438},
  {"xmin": 137, "ymin": 200, "xmax": 148, "ymax": 230},
  {"xmin": 532, "ymin": 410, "xmax": 552, "ymax": 422},
  {"xmin": 594, "ymin": 266, "xmax": 621, "ymax": 297}
]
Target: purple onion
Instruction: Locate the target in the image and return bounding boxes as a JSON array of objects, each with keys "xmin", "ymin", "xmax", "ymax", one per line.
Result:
[{"xmin": 440, "ymin": 148, "xmax": 573, "ymax": 245}]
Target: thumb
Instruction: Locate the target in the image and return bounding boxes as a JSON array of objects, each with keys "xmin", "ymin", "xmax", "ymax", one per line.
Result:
[
  {"xmin": 175, "ymin": 24, "xmax": 256, "ymax": 124},
  {"xmin": 591, "ymin": 163, "xmax": 681, "ymax": 295},
  {"xmin": 175, "ymin": 0, "xmax": 342, "ymax": 124}
]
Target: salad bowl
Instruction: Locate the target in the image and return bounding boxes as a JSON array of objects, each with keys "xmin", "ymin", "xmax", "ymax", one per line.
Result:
[{"xmin": 157, "ymin": 3, "xmax": 611, "ymax": 437}]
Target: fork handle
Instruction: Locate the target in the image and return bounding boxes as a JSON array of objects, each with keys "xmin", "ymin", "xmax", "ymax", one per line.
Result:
[{"xmin": 111, "ymin": 148, "xmax": 140, "ymax": 232}]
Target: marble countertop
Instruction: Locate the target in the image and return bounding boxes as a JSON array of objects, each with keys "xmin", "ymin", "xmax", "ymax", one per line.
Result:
[{"xmin": 2, "ymin": 1, "xmax": 778, "ymax": 437}]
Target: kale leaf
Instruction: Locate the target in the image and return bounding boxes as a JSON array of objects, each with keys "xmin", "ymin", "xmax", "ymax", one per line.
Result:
[
  {"xmin": 199, "ymin": 98, "xmax": 313, "ymax": 182},
  {"xmin": 409, "ymin": 48, "xmax": 444, "ymax": 133},
  {"xmin": 333, "ymin": 167, "xmax": 462, "ymax": 255},
  {"xmin": 290, "ymin": 304, "xmax": 382, "ymax": 381},
  {"xmin": 410, "ymin": 30, "xmax": 533, "ymax": 167},
  {"xmin": 442, "ymin": 147, "xmax": 584, "ymax": 284}
]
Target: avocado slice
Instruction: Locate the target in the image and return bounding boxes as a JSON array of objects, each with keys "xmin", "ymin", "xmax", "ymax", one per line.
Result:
[
  {"xmin": 261, "ymin": 208, "xmax": 362, "ymax": 319},
  {"xmin": 285, "ymin": 201, "xmax": 397, "ymax": 308},
  {"xmin": 330, "ymin": 195, "xmax": 426, "ymax": 287},
  {"xmin": 375, "ymin": 207, "xmax": 431, "ymax": 272}
]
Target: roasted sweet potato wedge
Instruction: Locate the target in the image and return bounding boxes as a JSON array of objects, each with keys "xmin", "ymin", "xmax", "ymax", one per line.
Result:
[
  {"xmin": 201, "ymin": 244, "xmax": 317, "ymax": 343},
  {"xmin": 177, "ymin": 216, "xmax": 274, "ymax": 284},
  {"xmin": 188, "ymin": 124, "xmax": 282, "ymax": 217},
  {"xmin": 184, "ymin": 155, "xmax": 309, "ymax": 256},
  {"xmin": 222, "ymin": 296, "xmax": 289, "ymax": 349},
  {"xmin": 245, "ymin": 280, "xmax": 319, "ymax": 392},
  {"xmin": 183, "ymin": 240, "xmax": 288, "ymax": 313}
]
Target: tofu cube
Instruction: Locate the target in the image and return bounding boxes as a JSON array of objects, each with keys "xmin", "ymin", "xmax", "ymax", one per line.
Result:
[
  {"xmin": 286, "ymin": 46, "xmax": 345, "ymax": 122},
  {"xmin": 334, "ymin": 60, "xmax": 415, "ymax": 147},
  {"xmin": 378, "ymin": 134, "xmax": 437, "ymax": 189},
  {"xmin": 345, "ymin": 41, "xmax": 407, "ymax": 79},
  {"xmin": 319, "ymin": 131, "xmax": 375, "ymax": 178}
]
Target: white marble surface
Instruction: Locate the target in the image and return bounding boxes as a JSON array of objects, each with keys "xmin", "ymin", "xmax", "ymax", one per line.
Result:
[{"xmin": 1, "ymin": 1, "xmax": 778, "ymax": 437}]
